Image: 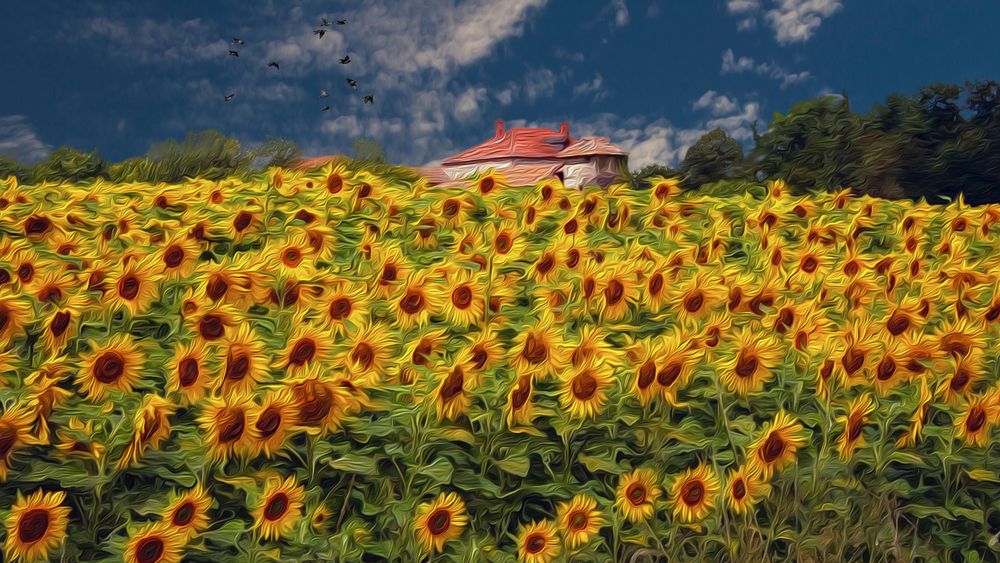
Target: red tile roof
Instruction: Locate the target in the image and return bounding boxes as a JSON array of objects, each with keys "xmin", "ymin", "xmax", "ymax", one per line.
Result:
[
  {"xmin": 557, "ymin": 136, "xmax": 627, "ymax": 158},
  {"xmin": 441, "ymin": 121, "xmax": 575, "ymax": 165}
]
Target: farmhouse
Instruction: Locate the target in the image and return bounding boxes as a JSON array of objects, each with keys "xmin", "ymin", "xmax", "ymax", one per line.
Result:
[{"xmin": 427, "ymin": 120, "xmax": 628, "ymax": 189}]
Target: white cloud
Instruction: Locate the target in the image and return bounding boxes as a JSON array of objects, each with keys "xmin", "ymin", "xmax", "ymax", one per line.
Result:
[
  {"xmin": 454, "ymin": 87, "xmax": 488, "ymax": 121},
  {"xmin": 647, "ymin": 4, "xmax": 661, "ymax": 17},
  {"xmin": 75, "ymin": 17, "xmax": 228, "ymax": 64},
  {"xmin": 736, "ymin": 17, "xmax": 757, "ymax": 30},
  {"xmin": 726, "ymin": 0, "xmax": 760, "ymax": 14},
  {"xmin": 720, "ymin": 49, "xmax": 811, "ymax": 89},
  {"xmin": 765, "ymin": 0, "xmax": 843, "ymax": 44},
  {"xmin": 573, "ymin": 73, "xmax": 607, "ymax": 101},
  {"xmin": 522, "ymin": 68, "xmax": 559, "ymax": 102},
  {"xmin": 611, "ymin": 0, "xmax": 630, "ymax": 27},
  {"xmin": 0, "ymin": 116, "xmax": 51, "ymax": 163},
  {"xmin": 693, "ymin": 90, "xmax": 738, "ymax": 116}
]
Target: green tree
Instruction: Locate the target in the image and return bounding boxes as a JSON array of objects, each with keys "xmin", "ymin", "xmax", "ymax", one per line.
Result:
[
  {"xmin": 679, "ymin": 128, "xmax": 745, "ymax": 190},
  {"xmin": 251, "ymin": 137, "xmax": 303, "ymax": 169},
  {"xmin": 27, "ymin": 147, "xmax": 107, "ymax": 184},
  {"xmin": 352, "ymin": 138, "xmax": 385, "ymax": 164}
]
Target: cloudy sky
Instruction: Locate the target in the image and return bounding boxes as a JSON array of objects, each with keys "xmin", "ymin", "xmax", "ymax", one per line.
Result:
[{"xmin": 2, "ymin": 0, "xmax": 999, "ymax": 168}]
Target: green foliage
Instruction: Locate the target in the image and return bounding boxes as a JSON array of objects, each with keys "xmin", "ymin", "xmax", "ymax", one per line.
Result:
[
  {"xmin": 679, "ymin": 128, "xmax": 745, "ymax": 190},
  {"xmin": 352, "ymin": 137, "xmax": 386, "ymax": 164},
  {"xmin": 628, "ymin": 163, "xmax": 679, "ymax": 189},
  {"xmin": 26, "ymin": 147, "xmax": 107, "ymax": 184},
  {"xmin": 250, "ymin": 137, "xmax": 303, "ymax": 169},
  {"xmin": 692, "ymin": 178, "xmax": 767, "ymax": 199}
]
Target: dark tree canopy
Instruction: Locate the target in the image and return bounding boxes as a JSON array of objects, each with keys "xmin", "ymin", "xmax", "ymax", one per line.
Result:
[{"xmin": 679, "ymin": 128, "xmax": 745, "ymax": 190}]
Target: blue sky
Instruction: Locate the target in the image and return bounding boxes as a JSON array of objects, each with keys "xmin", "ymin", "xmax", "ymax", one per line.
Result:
[{"xmin": 2, "ymin": 0, "xmax": 999, "ymax": 169}]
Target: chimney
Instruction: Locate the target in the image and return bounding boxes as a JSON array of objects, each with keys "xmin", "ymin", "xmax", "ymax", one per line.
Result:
[
  {"xmin": 495, "ymin": 119, "xmax": 505, "ymax": 138},
  {"xmin": 559, "ymin": 122, "xmax": 569, "ymax": 136}
]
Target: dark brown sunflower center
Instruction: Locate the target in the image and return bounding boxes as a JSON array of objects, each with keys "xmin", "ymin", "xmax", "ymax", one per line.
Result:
[
  {"xmin": 967, "ymin": 407, "xmax": 987, "ymax": 433},
  {"xmin": 564, "ymin": 218, "xmax": 578, "ymax": 235},
  {"xmin": 569, "ymin": 510, "xmax": 588, "ymax": 530},
  {"xmin": 217, "ymin": 409, "xmax": 246, "ymax": 443},
  {"xmin": 731, "ymin": 478, "xmax": 746, "ymax": 500},
  {"xmin": 941, "ymin": 334, "xmax": 971, "ymax": 357},
  {"xmin": 684, "ymin": 291, "xmax": 705, "ymax": 313},
  {"xmin": 357, "ymin": 182, "xmax": 372, "ymax": 198},
  {"xmin": 521, "ymin": 334, "xmax": 548, "ymax": 365},
  {"xmin": 37, "ymin": 285, "xmax": 63, "ymax": 303},
  {"xmin": 637, "ymin": 360, "xmax": 656, "ymax": 390},
  {"xmin": 173, "ymin": 501, "xmax": 196, "ymax": 527},
  {"xmin": 50, "ymin": 311, "xmax": 71, "ymax": 337},
  {"xmin": 511, "ymin": 376, "xmax": 532, "ymax": 409},
  {"xmin": 164, "ymin": 245, "xmax": 185, "ymax": 268},
  {"xmin": 329, "ymin": 297, "xmax": 352, "ymax": 320},
  {"xmin": 327, "ymin": 174, "xmax": 343, "ymax": 193},
  {"xmin": 774, "ymin": 308, "xmax": 794, "ymax": 334},
  {"xmin": 289, "ymin": 339, "xmax": 316, "ymax": 366},
  {"xmin": 296, "ymin": 383, "xmax": 334, "ymax": 426},
  {"xmin": 648, "ymin": 273, "xmax": 664, "ymax": 296},
  {"xmin": 734, "ymin": 352, "xmax": 759, "ymax": 379},
  {"xmin": 536, "ymin": 254, "xmax": 555, "ymax": 276},
  {"xmin": 495, "ymin": 232, "xmax": 513, "ymax": 254},
  {"xmin": 17, "ymin": 508, "xmax": 49, "ymax": 543},
  {"xmin": 452, "ymin": 285, "xmax": 473, "ymax": 309},
  {"xmin": 400, "ymin": 291, "xmax": 425, "ymax": 314},
  {"xmin": 178, "ymin": 358, "xmax": 199, "ymax": 387},
  {"xmin": 526, "ymin": 533, "xmax": 547, "ymax": 553},
  {"xmin": 443, "ymin": 199, "xmax": 459, "ymax": 217},
  {"xmin": 135, "ymin": 537, "xmax": 165, "ymax": 563},
  {"xmin": 657, "ymin": 362, "xmax": 683, "ymax": 388},
  {"xmin": 761, "ymin": 434, "xmax": 786, "ymax": 463},
  {"xmin": 887, "ymin": 312, "xmax": 910, "ymax": 336},
  {"xmin": 427, "ymin": 509, "xmax": 451, "ymax": 535},
  {"xmin": 225, "ymin": 352, "xmax": 251, "ymax": 382},
  {"xmin": 234, "ymin": 211, "xmax": 253, "ymax": 232},
  {"xmin": 605, "ymin": 279, "xmax": 625, "ymax": 306},
  {"xmin": 440, "ymin": 367, "xmax": 465, "ymax": 401},
  {"xmin": 841, "ymin": 347, "xmax": 866, "ymax": 377},
  {"xmin": 264, "ymin": 493, "xmax": 289, "ymax": 521},
  {"xmin": 626, "ymin": 482, "xmax": 647, "ymax": 505},
  {"xmin": 94, "ymin": 351, "xmax": 126, "ymax": 384},
  {"xmin": 199, "ymin": 314, "xmax": 225, "ymax": 340},
  {"xmin": 572, "ymin": 370, "xmax": 598, "ymax": 401},
  {"xmin": 479, "ymin": 177, "xmax": 495, "ymax": 194},
  {"xmin": 118, "ymin": 275, "xmax": 141, "ymax": 300},
  {"xmin": 256, "ymin": 406, "xmax": 282, "ymax": 437},
  {"xmin": 351, "ymin": 343, "xmax": 375, "ymax": 371},
  {"xmin": 0, "ymin": 423, "xmax": 17, "ymax": 457},
  {"xmin": 681, "ymin": 480, "xmax": 705, "ymax": 506},
  {"xmin": 18, "ymin": 263, "xmax": 34, "ymax": 283},
  {"xmin": 282, "ymin": 248, "xmax": 302, "ymax": 267},
  {"xmin": 139, "ymin": 413, "xmax": 163, "ymax": 443},
  {"xmin": 205, "ymin": 275, "xmax": 229, "ymax": 301},
  {"xmin": 470, "ymin": 346, "xmax": 489, "ymax": 370},
  {"xmin": 847, "ymin": 414, "xmax": 864, "ymax": 441},
  {"xmin": 951, "ymin": 368, "xmax": 970, "ymax": 391},
  {"xmin": 876, "ymin": 357, "xmax": 896, "ymax": 381},
  {"xmin": 566, "ymin": 249, "xmax": 581, "ymax": 269}
]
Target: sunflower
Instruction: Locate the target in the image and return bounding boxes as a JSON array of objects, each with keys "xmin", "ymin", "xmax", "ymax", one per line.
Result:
[
  {"xmin": 279, "ymin": 324, "xmax": 333, "ymax": 377},
  {"xmin": 559, "ymin": 360, "xmax": 613, "ymax": 420},
  {"xmin": 199, "ymin": 258, "xmax": 254, "ymax": 308},
  {"xmin": 671, "ymin": 271, "xmax": 726, "ymax": 329},
  {"xmin": 165, "ymin": 340, "xmax": 215, "ymax": 405},
  {"xmin": 872, "ymin": 340, "xmax": 907, "ymax": 395},
  {"xmin": 555, "ymin": 495, "xmax": 604, "ymax": 549},
  {"xmin": 37, "ymin": 294, "xmax": 89, "ymax": 356},
  {"xmin": 162, "ymin": 485, "xmax": 212, "ymax": 540},
  {"xmin": 955, "ymin": 392, "xmax": 999, "ymax": 447},
  {"xmin": 253, "ymin": 475, "xmax": 305, "ymax": 541},
  {"xmin": 124, "ymin": 523, "xmax": 185, "ymax": 563},
  {"xmin": 670, "ymin": 464, "xmax": 720, "ymax": 524},
  {"xmin": 505, "ymin": 374, "xmax": 537, "ymax": 429},
  {"xmin": 3, "ymin": 489, "xmax": 70, "ymax": 563},
  {"xmin": 433, "ymin": 363, "xmax": 476, "ymax": 421},
  {"xmin": 319, "ymin": 280, "xmax": 370, "ymax": 336},
  {"xmin": 460, "ymin": 327, "xmax": 504, "ymax": 374},
  {"xmin": 748, "ymin": 411, "xmax": 807, "ymax": 479},
  {"xmin": 0, "ymin": 295, "xmax": 31, "ymax": 347},
  {"xmin": 432, "ymin": 270, "xmax": 487, "ymax": 328},
  {"xmin": 309, "ymin": 504, "xmax": 334, "ymax": 533},
  {"xmin": 829, "ymin": 318, "xmax": 879, "ymax": 385},
  {"xmin": 102, "ymin": 256, "xmax": 160, "ymax": 316},
  {"xmin": 187, "ymin": 302, "xmax": 242, "ymax": 344},
  {"xmin": 248, "ymin": 390, "xmax": 298, "ymax": 458},
  {"xmin": 717, "ymin": 326, "xmax": 783, "ymax": 396},
  {"xmin": 489, "ymin": 220, "xmax": 527, "ymax": 267},
  {"xmin": 516, "ymin": 520, "xmax": 560, "ymax": 563},
  {"xmin": 837, "ymin": 393, "xmax": 876, "ymax": 461},
  {"xmin": 614, "ymin": 468, "xmax": 663, "ymax": 523},
  {"xmin": 197, "ymin": 394, "xmax": 253, "ymax": 462},
  {"xmin": 413, "ymin": 492, "xmax": 468, "ymax": 554},
  {"xmin": 656, "ymin": 331, "xmax": 699, "ymax": 404},
  {"xmin": 511, "ymin": 320, "xmax": 566, "ymax": 380},
  {"xmin": 118, "ymin": 394, "xmax": 175, "ymax": 469},
  {"xmin": 265, "ymin": 233, "xmax": 317, "ymax": 278},
  {"xmin": 567, "ymin": 324, "xmax": 615, "ymax": 370},
  {"xmin": 596, "ymin": 262, "xmax": 638, "ymax": 322},
  {"xmin": 289, "ymin": 372, "xmax": 354, "ymax": 436},
  {"xmin": 157, "ymin": 233, "xmax": 202, "ymax": 280},
  {"xmin": 934, "ymin": 316, "xmax": 988, "ymax": 360},
  {"xmin": 940, "ymin": 351, "xmax": 984, "ymax": 405},
  {"xmin": 393, "ymin": 272, "xmax": 436, "ymax": 329},
  {"xmin": 628, "ymin": 338, "xmax": 661, "ymax": 407},
  {"xmin": 217, "ymin": 323, "xmax": 268, "ymax": 396},
  {"xmin": 369, "ymin": 245, "xmax": 410, "ymax": 299},
  {"xmin": 898, "ymin": 377, "xmax": 934, "ymax": 448},
  {"xmin": 77, "ymin": 334, "xmax": 145, "ymax": 400},
  {"xmin": 339, "ymin": 323, "xmax": 395, "ymax": 386},
  {"xmin": 725, "ymin": 465, "xmax": 770, "ymax": 515}
]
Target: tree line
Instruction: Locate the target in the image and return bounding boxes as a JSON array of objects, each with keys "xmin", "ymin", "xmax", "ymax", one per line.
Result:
[{"xmin": 633, "ymin": 80, "xmax": 1000, "ymax": 204}]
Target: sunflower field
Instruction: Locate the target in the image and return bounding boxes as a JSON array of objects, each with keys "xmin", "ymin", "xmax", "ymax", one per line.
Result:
[{"xmin": 1, "ymin": 163, "xmax": 1000, "ymax": 563}]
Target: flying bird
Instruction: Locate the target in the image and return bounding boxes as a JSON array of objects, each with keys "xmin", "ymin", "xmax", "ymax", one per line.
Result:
[
  {"xmin": 320, "ymin": 90, "xmax": 329, "ymax": 98},
  {"xmin": 267, "ymin": 61, "xmax": 280, "ymax": 70},
  {"xmin": 340, "ymin": 55, "xmax": 350, "ymax": 64},
  {"xmin": 337, "ymin": 19, "xmax": 347, "ymax": 25},
  {"xmin": 321, "ymin": 105, "xmax": 331, "ymax": 112},
  {"xmin": 232, "ymin": 38, "xmax": 244, "ymax": 45},
  {"xmin": 321, "ymin": 17, "xmax": 331, "ymax": 26},
  {"xmin": 314, "ymin": 29, "xmax": 326, "ymax": 38},
  {"xmin": 363, "ymin": 95, "xmax": 374, "ymax": 104},
  {"xmin": 346, "ymin": 78, "xmax": 358, "ymax": 90},
  {"xmin": 228, "ymin": 50, "xmax": 239, "ymax": 57},
  {"xmin": 224, "ymin": 93, "xmax": 235, "ymax": 102}
]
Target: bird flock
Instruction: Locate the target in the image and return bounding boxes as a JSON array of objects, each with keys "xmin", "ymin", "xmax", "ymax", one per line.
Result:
[{"xmin": 223, "ymin": 15, "xmax": 373, "ymax": 110}]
